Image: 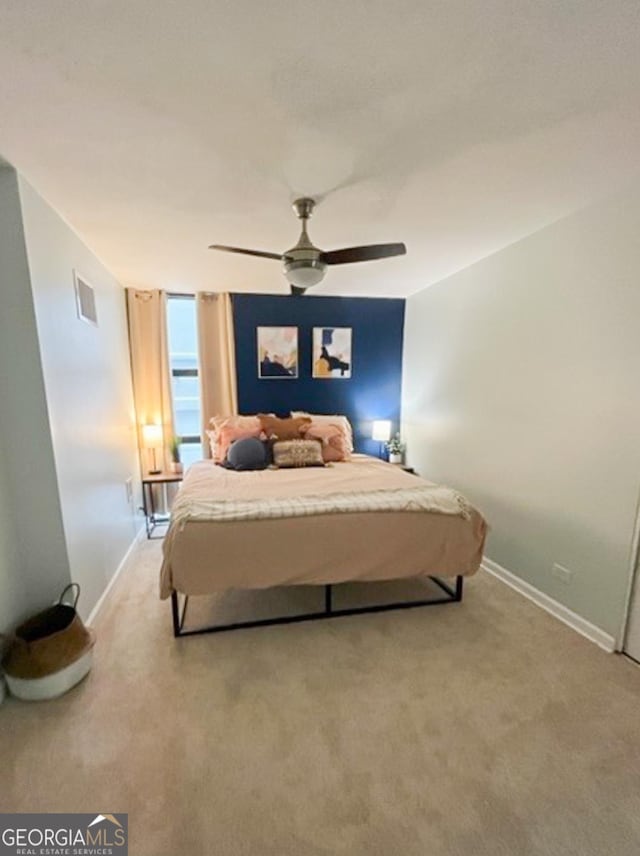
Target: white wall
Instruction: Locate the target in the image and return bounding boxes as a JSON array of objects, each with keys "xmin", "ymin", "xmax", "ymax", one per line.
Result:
[
  {"xmin": 17, "ymin": 177, "xmax": 141, "ymax": 621},
  {"xmin": 0, "ymin": 436, "xmax": 34, "ymax": 631},
  {"xmin": 0, "ymin": 167, "xmax": 71, "ymax": 629},
  {"xmin": 402, "ymin": 182, "xmax": 640, "ymax": 639}
]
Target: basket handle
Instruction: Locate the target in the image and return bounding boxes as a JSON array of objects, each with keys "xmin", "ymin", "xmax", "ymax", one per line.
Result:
[{"xmin": 58, "ymin": 582, "xmax": 80, "ymax": 610}]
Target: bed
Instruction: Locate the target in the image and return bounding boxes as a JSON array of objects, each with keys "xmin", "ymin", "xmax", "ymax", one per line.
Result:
[{"xmin": 160, "ymin": 454, "xmax": 487, "ymax": 636}]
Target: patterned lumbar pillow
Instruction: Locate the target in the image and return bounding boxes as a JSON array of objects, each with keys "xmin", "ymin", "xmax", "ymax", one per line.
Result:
[{"xmin": 272, "ymin": 439, "xmax": 325, "ymax": 468}]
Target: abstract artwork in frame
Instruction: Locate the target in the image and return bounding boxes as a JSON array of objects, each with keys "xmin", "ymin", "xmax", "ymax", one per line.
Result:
[
  {"xmin": 257, "ymin": 326, "xmax": 298, "ymax": 378},
  {"xmin": 312, "ymin": 327, "xmax": 352, "ymax": 379}
]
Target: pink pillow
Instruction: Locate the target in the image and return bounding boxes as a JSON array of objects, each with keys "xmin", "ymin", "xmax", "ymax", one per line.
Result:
[
  {"xmin": 290, "ymin": 412, "xmax": 354, "ymax": 452},
  {"xmin": 209, "ymin": 414, "xmax": 263, "ymax": 432},
  {"xmin": 207, "ymin": 415, "xmax": 266, "ymax": 462},
  {"xmin": 215, "ymin": 424, "xmax": 263, "ymax": 463},
  {"xmin": 305, "ymin": 424, "xmax": 350, "ymax": 462}
]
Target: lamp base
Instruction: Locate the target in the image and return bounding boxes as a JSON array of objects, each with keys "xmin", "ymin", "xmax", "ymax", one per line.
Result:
[{"xmin": 147, "ymin": 446, "xmax": 161, "ymax": 475}]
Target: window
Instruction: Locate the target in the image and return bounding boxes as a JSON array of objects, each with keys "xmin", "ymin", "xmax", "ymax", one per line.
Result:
[{"xmin": 167, "ymin": 295, "xmax": 202, "ymax": 468}]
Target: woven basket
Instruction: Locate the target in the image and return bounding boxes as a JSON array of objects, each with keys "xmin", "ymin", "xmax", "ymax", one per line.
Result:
[{"xmin": 2, "ymin": 583, "xmax": 95, "ymax": 701}]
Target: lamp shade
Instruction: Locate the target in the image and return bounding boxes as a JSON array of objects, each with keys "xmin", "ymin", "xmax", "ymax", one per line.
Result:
[
  {"xmin": 371, "ymin": 420, "xmax": 392, "ymax": 442},
  {"xmin": 142, "ymin": 423, "xmax": 163, "ymax": 448}
]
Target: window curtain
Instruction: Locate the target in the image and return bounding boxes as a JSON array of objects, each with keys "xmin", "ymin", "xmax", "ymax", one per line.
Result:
[
  {"xmin": 126, "ymin": 289, "xmax": 175, "ymax": 473},
  {"xmin": 197, "ymin": 292, "xmax": 238, "ymax": 458}
]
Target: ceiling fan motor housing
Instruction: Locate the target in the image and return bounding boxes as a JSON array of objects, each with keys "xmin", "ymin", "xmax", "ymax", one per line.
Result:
[{"xmin": 284, "ymin": 198, "xmax": 326, "ymax": 288}]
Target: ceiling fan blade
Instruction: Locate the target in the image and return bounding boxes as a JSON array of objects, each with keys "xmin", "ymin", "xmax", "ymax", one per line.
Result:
[
  {"xmin": 320, "ymin": 243, "xmax": 406, "ymax": 265},
  {"xmin": 209, "ymin": 244, "xmax": 283, "ymax": 261}
]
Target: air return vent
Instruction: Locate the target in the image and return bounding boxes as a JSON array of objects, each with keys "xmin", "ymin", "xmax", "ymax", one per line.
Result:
[{"xmin": 73, "ymin": 271, "xmax": 98, "ymax": 326}]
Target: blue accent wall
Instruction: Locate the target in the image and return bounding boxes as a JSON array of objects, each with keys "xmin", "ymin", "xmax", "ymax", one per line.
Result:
[{"xmin": 232, "ymin": 294, "xmax": 405, "ymax": 455}]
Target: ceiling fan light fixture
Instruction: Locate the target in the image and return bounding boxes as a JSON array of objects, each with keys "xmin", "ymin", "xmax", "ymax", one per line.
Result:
[{"xmin": 284, "ymin": 258, "xmax": 327, "ymax": 289}]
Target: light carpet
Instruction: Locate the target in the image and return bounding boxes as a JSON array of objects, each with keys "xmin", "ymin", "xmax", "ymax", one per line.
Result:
[{"xmin": 2, "ymin": 538, "xmax": 640, "ymax": 856}]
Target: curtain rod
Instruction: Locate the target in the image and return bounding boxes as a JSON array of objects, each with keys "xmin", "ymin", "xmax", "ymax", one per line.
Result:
[{"xmin": 166, "ymin": 291, "xmax": 222, "ymax": 300}]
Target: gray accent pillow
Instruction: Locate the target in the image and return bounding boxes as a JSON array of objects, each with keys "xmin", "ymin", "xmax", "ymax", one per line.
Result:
[
  {"xmin": 220, "ymin": 437, "xmax": 270, "ymax": 471},
  {"xmin": 272, "ymin": 439, "xmax": 325, "ymax": 468}
]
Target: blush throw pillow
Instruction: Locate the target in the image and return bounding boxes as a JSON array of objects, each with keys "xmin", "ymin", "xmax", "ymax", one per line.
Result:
[
  {"xmin": 207, "ymin": 421, "xmax": 263, "ymax": 463},
  {"xmin": 290, "ymin": 412, "xmax": 354, "ymax": 452},
  {"xmin": 272, "ymin": 439, "xmax": 325, "ymax": 468},
  {"xmin": 304, "ymin": 424, "xmax": 349, "ymax": 462},
  {"xmin": 207, "ymin": 415, "xmax": 266, "ymax": 463}
]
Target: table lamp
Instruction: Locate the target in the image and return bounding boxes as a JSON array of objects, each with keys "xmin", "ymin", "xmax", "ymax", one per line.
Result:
[
  {"xmin": 371, "ymin": 420, "xmax": 392, "ymax": 459},
  {"xmin": 142, "ymin": 423, "xmax": 163, "ymax": 474}
]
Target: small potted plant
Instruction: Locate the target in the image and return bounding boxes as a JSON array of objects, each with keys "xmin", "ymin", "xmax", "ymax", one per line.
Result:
[
  {"xmin": 169, "ymin": 436, "xmax": 183, "ymax": 475},
  {"xmin": 386, "ymin": 432, "xmax": 405, "ymax": 465}
]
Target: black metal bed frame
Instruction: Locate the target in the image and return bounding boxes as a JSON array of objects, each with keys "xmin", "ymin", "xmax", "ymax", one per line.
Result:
[{"xmin": 171, "ymin": 575, "xmax": 464, "ymax": 637}]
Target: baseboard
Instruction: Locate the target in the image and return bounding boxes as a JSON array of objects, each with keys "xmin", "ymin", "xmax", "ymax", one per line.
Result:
[
  {"xmin": 481, "ymin": 557, "xmax": 616, "ymax": 653},
  {"xmin": 86, "ymin": 524, "xmax": 146, "ymax": 626}
]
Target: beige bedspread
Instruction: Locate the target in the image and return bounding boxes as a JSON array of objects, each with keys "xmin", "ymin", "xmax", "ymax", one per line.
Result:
[
  {"xmin": 160, "ymin": 455, "xmax": 487, "ymax": 598},
  {"xmin": 168, "ymin": 455, "xmax": 471, "ymax": 524}
]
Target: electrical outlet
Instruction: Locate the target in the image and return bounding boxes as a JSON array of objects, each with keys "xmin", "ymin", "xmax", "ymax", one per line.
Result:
[
  {"xmin": 125, "ymin": 477, "xmax": 133, "ymax": 506},
  {"xmin": 552, "ymin": 562, "xmax": 573, "ymax": 585}
]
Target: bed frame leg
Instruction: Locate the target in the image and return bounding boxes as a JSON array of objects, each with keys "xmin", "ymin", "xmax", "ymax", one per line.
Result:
[
  {"xmin": 455, "ymin": 575, "xmax": 464, "ymax": 601},
  {"xmin": 171, "ymin": 591, "xmax": 180, "ymax": 637},
  {"xmin": 171, "ymin": 591, "xmax": 189, "ymax": 637},
  {"xmin": 325, "ymin": 584, "xmax": 332, "ymax": 615}
]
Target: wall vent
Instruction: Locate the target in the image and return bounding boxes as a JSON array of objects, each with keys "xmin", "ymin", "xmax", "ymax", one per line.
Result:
[{"xmin": 74, "ymin": 271, "xmax": 98, "ymax": 326}]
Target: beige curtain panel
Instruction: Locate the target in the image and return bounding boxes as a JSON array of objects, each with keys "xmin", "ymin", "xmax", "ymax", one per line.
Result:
[
  {"xmin": 126, "ymin": 289, "xmax": 175, "ymax": 473},
  {"xmin": 197, "ymin": 292, "xmax": 238, "ymax": 457}
]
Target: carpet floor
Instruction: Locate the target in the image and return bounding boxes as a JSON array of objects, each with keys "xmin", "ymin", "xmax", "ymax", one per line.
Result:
[{"xmin": 2, "ymin": 537, "xmax": 640, "ymax": 856}]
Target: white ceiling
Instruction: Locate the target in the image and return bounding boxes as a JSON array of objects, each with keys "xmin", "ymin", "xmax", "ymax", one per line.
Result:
[{"xmin": 1, "ymin": 0, "xmax": 640, "ymax": 297}]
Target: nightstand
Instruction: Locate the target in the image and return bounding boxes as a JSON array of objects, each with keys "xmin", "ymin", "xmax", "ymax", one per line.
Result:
[{"xmin": 141, "ymin": 473, "xmax": 183, "ymax": 539}]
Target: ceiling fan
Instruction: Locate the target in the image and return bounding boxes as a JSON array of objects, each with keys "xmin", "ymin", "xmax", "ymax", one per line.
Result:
[{"xmin": 209, "ymin": 198, "xmax": 406, "ymax": 295}]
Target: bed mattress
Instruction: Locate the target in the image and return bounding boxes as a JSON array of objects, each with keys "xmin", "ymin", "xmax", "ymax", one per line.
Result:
[{"xmin": 160, "ymin": 455, "xmax": 487, "ymax": 598}]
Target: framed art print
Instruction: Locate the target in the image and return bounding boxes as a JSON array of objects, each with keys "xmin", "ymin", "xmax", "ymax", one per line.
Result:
[
  {"xmin": 312, "ymin": 327, "xmax": 352, "ymax": 378},
  {"xmin": 257, "ymin": 326, "xmax": 298, "ymax": 378}
]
